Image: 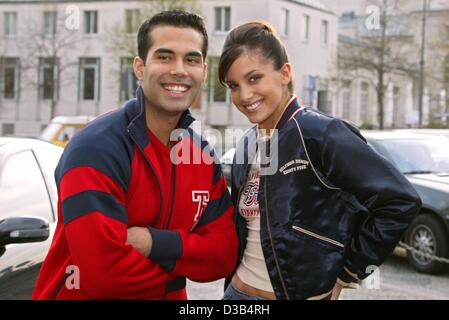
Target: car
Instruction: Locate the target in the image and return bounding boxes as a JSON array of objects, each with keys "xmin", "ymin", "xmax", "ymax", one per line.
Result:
[
  {"xmin": 363, "ymin": 131, "xmax": 449, "ymax": 274},
  {"xmin": 39, "ymin": 115, "xmax": 95, "ymax": 147},
  {"xmin": 220, "ymin": 147, "xmax": 236, "ymax": 187},
  {"xmin": 393, "ymin": 129, "xmax": 449, "ymax": 138},
  {"xmin": 220, "ymin": 132, "xmax": 449, "ymax": 274},
  {"xmin": 0, "ymin": 137, "xmax": 63, "ymax": 299}
]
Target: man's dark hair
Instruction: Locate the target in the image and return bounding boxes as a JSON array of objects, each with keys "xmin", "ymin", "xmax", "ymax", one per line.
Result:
[{"xmin": 137, "ymin": 10, "xmax": 208, "ymax": 64}]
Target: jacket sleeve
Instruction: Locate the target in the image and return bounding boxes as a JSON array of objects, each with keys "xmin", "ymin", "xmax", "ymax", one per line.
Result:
[
  {"xmin": 58, "ymin": 144, "xmax": 177, "ymax": 299},
  {"xmin": 317, "ymin": 119, "xmax": 421, "ymax": 283},
  {"xmin": 148, "ymin": 162, "xmax": 239, "ymax": 282}
]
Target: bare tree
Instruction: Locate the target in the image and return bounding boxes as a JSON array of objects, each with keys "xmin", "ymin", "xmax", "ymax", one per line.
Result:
[
  {"xmin": 106, "ymin": 0, "xmax": 201, "ymax": 59},
  {"xmin": 338, "ymin": 0, "xmax": 419, "ymax": 129},
  {"xmin": 17, "ymin": 8, "xmax": 84, "ymax": 119}
]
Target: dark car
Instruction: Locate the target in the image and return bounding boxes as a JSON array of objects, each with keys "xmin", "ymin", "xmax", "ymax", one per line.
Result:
[
  {"xmin": 363, "ymin": 132, "xmax": 449, "ymax": 274},
  {"xmin": 0, "ymin": 138, "xmax": 62, "ymax": 299},
  {"xmin": 220, "ymin": 132, "xmax": 449, "ymax": 274}
]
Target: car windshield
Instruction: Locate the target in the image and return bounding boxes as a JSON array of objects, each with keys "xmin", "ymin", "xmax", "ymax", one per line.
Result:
[
  {"xmin": 379, "ymin": 137, "xmax": 449, "ymax": 174},
  {"xmin": 39, "ymin": 123, "xmax": 61, "ymax": 141}
]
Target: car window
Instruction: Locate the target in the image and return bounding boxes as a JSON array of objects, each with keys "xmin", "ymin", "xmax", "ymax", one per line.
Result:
[
  {"xmin": 57, "ymin": 126, "xmax": 83, "ymax": 142},
  {"xmin": 39, "ymin": 123, "xmax": 61, "ymax": 141},
  {"xmin": 379, "ymin": 138, "xmax": 449, "ymax": 174},
  {"xmin": 34, "ymin": 148, "xmax": 61, "ymax": 218},
  {"xmin": 0, "ymin": 151, "xmax": 53, "ymax": 221}
]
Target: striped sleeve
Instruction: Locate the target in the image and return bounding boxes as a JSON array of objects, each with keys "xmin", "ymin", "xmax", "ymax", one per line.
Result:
[{"xmin": 57, "ymin": 143, "xmax": 176, "ymax": 299}]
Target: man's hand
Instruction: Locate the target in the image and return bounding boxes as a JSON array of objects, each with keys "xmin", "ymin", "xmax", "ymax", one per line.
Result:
[
  {"xmin": 331, "ymin": 282, "xmax": 343, "ymax": 300},
  {"xmin": 126, "ymin": 227, "xmax": 152, "ymax": 257}
]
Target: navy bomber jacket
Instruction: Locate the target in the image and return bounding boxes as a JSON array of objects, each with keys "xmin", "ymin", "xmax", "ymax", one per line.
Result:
[{"xmin": 228, "ymin": 96, "xmax": 422, "ymax": 300}]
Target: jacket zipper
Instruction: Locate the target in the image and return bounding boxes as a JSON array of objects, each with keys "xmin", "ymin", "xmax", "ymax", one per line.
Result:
[
  {"xmin": 128, "ymin": 129, "xmax": 164, "ymax": 226},
  {"xmin": 292, "ymin": 225, "xmax": 344, "ymax": 248},
  {"xmin": 52, "ymin": 273, "xmax": 70, "ymax": 299},
  {"xmin": 263, "ymin": 175, "xmax": 290, "ymax": 299},
  {"xmin": 164, "ymin": 164, "xmax": 176, "ymax": 228}
]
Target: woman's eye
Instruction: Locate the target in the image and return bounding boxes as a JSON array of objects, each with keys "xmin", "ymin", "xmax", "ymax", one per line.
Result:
[{"xmin": 249, "ymin": 76, "xmax": 260, "ymax": 83}]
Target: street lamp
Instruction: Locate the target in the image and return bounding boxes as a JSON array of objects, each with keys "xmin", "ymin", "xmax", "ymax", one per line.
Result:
[{"xmin": 418, "ymin": 0, "xmax": 429, "ymax": 128}]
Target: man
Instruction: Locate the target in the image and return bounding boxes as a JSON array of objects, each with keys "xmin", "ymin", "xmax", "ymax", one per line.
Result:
[{"xmin": 33, "ymin": 10, "xmax": 238, "ymax": 300}]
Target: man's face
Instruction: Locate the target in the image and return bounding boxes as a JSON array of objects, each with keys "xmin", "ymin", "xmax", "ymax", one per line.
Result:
[{"xmin": 134, "ymin": 26, "xmax": 207, "ymax": 115}]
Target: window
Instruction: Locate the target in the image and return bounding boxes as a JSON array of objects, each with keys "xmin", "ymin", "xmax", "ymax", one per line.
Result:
[
  {"xmin": 125, "ymin": 9, "xmax": 140, "ymax": 34},
  {"xmin": 39, "ymin": 58, "xmax": 59, "ymax": 100},
  {"xmin": 317, "ymin": 90, "xmax": 331, "ymax": 114},
  {"xmin": 302, "ymin": 15, "xmax": 310, "ymax": 41},
  {"xmin": 360, "ymin": 82, "xmax": 369, "ymax": 122},
  {"xmin": 342, "ymin": 80, "xmax": 351, "ymax": 120},
  {"xmin": 34, "ymin": 148, "xmax": 62, "ymax": 217},
  {"xmin": 43, "ymin": 11, "xmax": 57, "ymax": 37},
  {"xmin": 1, "ymin": 123, "xmax": 14, "ymax": 135},
  {"xmin": 79, "ymin": 58, "xmax": 100, "ymax": 100},
  {"xmin": 84, "ymin": 11, "xmax": 98, "ymax": 34},
  {"xmin": 57, "ymin": 125, "xmax": 83, "ymax": 142},
  {"xmin": 4, "ymin": 12, "xmax": 17, "ymax": 38},
  {"xmin": 282, "ymin": 9, "xmax": 290, "ymax": 37},
  {"xmin": 208, "ymin": 56, "xmax": 228, "ymax": 103},
  {"xmin": 214, "ymin": 7, "xmax": 231, "ymax": 32},
  {"xmin": 393, "ymin": 86, "xmax": 400, "ymax": 127},
  {"xmin": 1, "ymin": 57, "xmax": 20, "ymax": 99},
  {"xmin": 120, "ymin": 57, "xmax": 138, "ymax": 101},
  {"xmin": 0, "ymin": 151, "xmax": 53, "ymax": 221},
  {"xmin": 321, "ymin": 20, "xmax": 329, "ymax": 45},
  {"xmin": 305, "ymin": 75, "xmax": 317, "ymax": 106}
]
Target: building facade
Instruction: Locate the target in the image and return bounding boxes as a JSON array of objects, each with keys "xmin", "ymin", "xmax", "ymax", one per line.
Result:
[
  {"xmin": 0, "ymin": 0, "xmax": 338, "ymax": 138},
  {"xmin": 323, "ymin": 0, "xmax": 449, "ymax": 128}
]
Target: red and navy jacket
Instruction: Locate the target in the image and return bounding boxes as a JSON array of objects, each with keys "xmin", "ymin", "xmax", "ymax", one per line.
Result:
[{"xmin": 32, "ymin": 86, "xmax": 238, "ymax": 300}]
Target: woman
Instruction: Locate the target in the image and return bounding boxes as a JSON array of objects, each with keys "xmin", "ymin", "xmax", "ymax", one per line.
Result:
[{"xmin": 218, "ymin": 21, "xmax": 422, "ymax": 300}]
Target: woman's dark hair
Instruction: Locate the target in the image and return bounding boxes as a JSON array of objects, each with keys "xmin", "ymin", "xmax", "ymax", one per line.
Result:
[
  {"xmin": 218, "ymin": 21, "xmax": 293, "ymax": 93},
  {"xmin": 137, "ymin": 10, "xmax": 208, "ymax": 64}
]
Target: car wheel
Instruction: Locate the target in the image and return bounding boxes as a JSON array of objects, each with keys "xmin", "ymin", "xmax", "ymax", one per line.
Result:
[{"xmin": 405, "ymin": 214, "xmax": 449, "ymax": 274}]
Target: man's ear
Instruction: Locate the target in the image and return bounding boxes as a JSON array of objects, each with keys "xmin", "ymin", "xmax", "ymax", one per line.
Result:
[
  {"xmin": 281, "ymin": 63, "xmax": 292, "ymax": 86},
  {"xmin": 203, "ymin": 62, "xmax": 208, "ymax": 83},
  {"xmin": 133, "ymin": 56, "xmax": 145, "ymax": 81}
]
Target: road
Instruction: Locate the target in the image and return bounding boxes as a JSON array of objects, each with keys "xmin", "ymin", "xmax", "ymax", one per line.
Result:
[{"xmin": 186, "ymin": 256, "xmax": 449, "ymax": 300}]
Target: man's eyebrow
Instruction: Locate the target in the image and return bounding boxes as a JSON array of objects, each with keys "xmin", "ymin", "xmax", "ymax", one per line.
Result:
[
  {"xmin": 153, "ymin": 48, "xmax": 203, "ymax": 58},
  {"xmin": 153, "ymin": 48, "xmax": 175, "ymax": 55},
  {"xmin": 186, "ymin": 51, "xmax": 203, "ymax": 58}
]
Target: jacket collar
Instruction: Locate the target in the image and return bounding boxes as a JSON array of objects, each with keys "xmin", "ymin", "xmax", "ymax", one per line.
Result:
[
  {"xmin": 126, "ymin": 86, "xmax": 196, "ymax": 149},
  {"xmin": 275, "ymin": 95, "xmax": 301, "ymax": 130}
]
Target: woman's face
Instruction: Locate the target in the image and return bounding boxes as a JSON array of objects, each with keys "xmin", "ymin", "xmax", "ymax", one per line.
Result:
[{"xmin": 224, "ymin": 51, "xmax": 292, "ymax": 130}]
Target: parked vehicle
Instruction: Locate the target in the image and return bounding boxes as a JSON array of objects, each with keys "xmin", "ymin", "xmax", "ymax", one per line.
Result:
[
  {"xmin": 393, "ymin": 129, "xmax": 449, "ymax": 138},
  {"xmin": 0, "ymin": 138, "xmax": 63, "ymax": 299},
  {"xmin": 363, "ymin": 132, "xmax": 449, "ymax": 274},
  {"xmin": 220, "ymin": 132, "xmax": 449, "ymax": 274},
  {"xmin": 39, "ymin": 116, "xmax": 94, "ymax": 147},
  {"xmin": 220, "ymin": 147, "xmax": 235, "ymax": 187}
]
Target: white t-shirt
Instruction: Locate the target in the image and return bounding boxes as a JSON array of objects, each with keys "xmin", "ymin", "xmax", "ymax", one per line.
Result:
[{"xmin": 236, "ymin": 154, "xmax": 274, "ymax": 292}]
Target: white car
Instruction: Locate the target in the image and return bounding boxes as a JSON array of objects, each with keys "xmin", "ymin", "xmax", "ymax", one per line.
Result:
[{"xmin": 0, "ymin": 138, "xmax": 63, "ymax": 299}]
